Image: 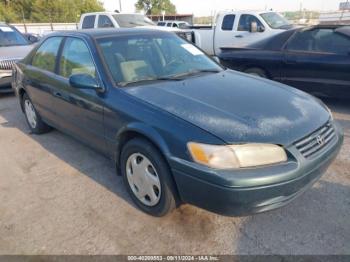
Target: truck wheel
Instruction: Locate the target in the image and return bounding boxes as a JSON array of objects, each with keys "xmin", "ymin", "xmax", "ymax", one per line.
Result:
[
  {"xmin": 22, "ymin": 93, "xmax": 51, "ymax": 134},
  {"xmin": 120, "ymin": 138, "xmax": 177, "ymax": 217},
  {"xmin": 244, "ymin": 68, "xmax": 267, "ymax": 78}
]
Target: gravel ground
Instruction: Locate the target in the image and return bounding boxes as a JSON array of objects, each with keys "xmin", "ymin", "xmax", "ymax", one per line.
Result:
[{"xmin": 0, "ymin": 94, "xmax": 349, "ymax": 255}]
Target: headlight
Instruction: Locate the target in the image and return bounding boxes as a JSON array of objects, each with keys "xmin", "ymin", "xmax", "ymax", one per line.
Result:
[{"xmin": 187, "ymin": 142, "xmax": 287, "ymax": 169}]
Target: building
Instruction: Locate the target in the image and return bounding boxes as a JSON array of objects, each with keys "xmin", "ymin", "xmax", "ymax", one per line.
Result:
[
  {"xmin": 319, "ymin": 2, "xmax": 350, "ymax": 24},
  {"xmin": 148, "ymin": 14, "xmax": 194, "ymax": 24}
]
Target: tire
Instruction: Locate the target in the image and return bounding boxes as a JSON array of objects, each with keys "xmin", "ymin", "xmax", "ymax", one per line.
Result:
[
  {"xmin": 22, "ymin": 93, "xmax": 51, "ymax": 134},
  {"xmin": 120, "ymin": 138, "xmax": 177, "ymax": 217},
  {"xmin": 244, "ymin": 67, "xmax": 267, "ymax": 78}
]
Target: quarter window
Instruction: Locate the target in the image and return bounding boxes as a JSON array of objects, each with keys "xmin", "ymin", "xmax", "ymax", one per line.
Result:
[
  {"xmin": 32, "ymin": 37, "xmax": 62, "ymax": 72},
  {"xmin": 221, "ymin": 15, "xmax": 235, "ymax": 31},
  {"xmin": 98, "ymin": 15, "xmax": 114, "ymax": 28},
  {"xmin": 59, "ymin": 38, "xmax": 96, "ymax": 79},
  {"xmin": 82, "ymin": 15, "xmax": 96, "ymax": 29},
  {"xmin": 238, "ymin": 15, "xmax": 263, "ymax": 31}
]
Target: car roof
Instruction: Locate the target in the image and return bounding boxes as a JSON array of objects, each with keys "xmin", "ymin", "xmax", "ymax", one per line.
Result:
[
  {"xmin": 159, "ymin": 20, "xmax": 187, "ymax": 23},
  {"xmin": 82, "ymin": 12, "xmax": 145, "ymax": 16},
  {"xmin": 301, "ymin": 24, "xmax": 350, "ymax": 36},
  {"xmin": 46, "ymin": 28, "xmax": 173, "ymax": 39},
  {"xmin": 218, "ymin": 10, "xmax": 276, "ymax": 16}
]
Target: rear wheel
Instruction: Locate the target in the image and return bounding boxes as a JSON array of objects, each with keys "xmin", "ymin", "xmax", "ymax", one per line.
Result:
[
  {"xmin": 120, "ymin": 138, "xmax": 176, "ymax": 217},
  {"xmin": 23, "ymin": 93, "xmax": 51, "ymax": 134},
  {"xmin": 244, "ymin": 68, "xmax": 267, "ymax": 78}
]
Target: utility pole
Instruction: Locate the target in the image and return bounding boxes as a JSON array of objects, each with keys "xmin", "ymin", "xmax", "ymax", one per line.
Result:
[{"xmin": 119, "ymin": 0, "xmax": 122, "ymax": 12}]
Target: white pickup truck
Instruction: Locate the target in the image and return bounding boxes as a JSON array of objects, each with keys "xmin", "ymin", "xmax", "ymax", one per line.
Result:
[
  {"xmin": 78, "ymin": 12, "xmax": 195, "ymax": 42},
  {"xmin": 193, "ymin": 11, "xmax": 294, "ymax": 56}
]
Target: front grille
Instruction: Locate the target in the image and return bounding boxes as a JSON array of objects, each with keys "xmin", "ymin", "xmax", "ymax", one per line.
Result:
[
  {"xmin": 294, "ymin": 121, "xmax": 336, "ymax": 159},
  {"xmin": 0, "ymin": 59, "xmax": 18, "ymax": 70}
]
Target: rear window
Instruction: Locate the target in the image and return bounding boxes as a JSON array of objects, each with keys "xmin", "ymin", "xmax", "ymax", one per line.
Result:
[
  {"xmin": 82, "ymin": 15, "xmax": 96, "ymax": 29},
  {"xmin": 221, "ymin": 15, "xmax": 235, "ymax": 31}
]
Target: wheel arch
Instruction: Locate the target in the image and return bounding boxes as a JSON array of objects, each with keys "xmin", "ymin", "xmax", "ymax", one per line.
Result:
[
  {"xmin": 18, "ymin": 88, "xmax": 27, "ymax": 112},
  {"xmin": 114, "ymin": 122, "xmax": 171, "ymax": 172},
  {"xmin": 243, "ymin": 65, "xmax": 272, "ymax": 79},
  {"xmin": 115, "ymin": 123, "xmax": 182, "ymax": 205}
]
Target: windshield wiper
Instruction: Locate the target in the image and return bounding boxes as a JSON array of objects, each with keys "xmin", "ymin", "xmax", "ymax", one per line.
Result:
[
  {"xmin": 119, "ymin": 77, "xmax": 183, "ymax": 87},
  {"xmin": 167, "ymin": 69, "xmax": 222, "ymax": 80},
  {"xmin": 119, "ymin": 69, "xmax": 222, "ymax": 86}
]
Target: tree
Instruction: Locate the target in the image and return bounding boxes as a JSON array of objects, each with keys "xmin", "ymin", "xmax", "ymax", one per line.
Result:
[
  {"xmin": 0, "ymin": 0, "xmax": 104, "ymax": 23},
  {"xmin": 135, "ymin": 0, "xmax": 176, "ymax": 15}
]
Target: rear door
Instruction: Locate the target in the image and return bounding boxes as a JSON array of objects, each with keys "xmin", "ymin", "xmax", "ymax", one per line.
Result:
[
  {"xmin": 282, "ymin": 28, "xmax": 350, "ymax": 98},
  {"xmin": 24, "ymin": 36, "xmax": 63, "ymax": 123},
  {"xmin": 53, "ymin": 37, "xmax": 107, "ymax": 153},
  {"xmin": 214, "ymin": 14, "xmax": 236, "ymax": 54},
  {"xmin": 81, "ymin": 15, "xmax": 96, "ymax": 29}
]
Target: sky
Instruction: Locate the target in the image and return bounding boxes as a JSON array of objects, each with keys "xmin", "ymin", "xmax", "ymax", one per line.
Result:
[{"xmin": 102, "ymin": 0, "xmax": 342, "ymax": 16}]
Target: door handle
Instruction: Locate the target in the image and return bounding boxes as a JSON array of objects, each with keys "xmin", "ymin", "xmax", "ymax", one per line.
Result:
[{"xmin": 235, "ymin": 35, "xmax": 243, "ymax": 38}]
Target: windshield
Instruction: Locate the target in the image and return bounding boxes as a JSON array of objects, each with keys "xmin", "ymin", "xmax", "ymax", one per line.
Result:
[
  {"xmin": 260, "ymin": 12, "xmax": 291, "ymax": 29},
  {"xmin": 98, "ymin": 34, "xmax": 222, "ymax": 86},
  {"xmin": 113, "ymin": 14, "xmax": 155, "ymax": 28},
  {"xmin": 0, "ymin": 25, "xmax": 28, "ymax": 47},
  {"xmin": 178, "ymin": 22, "xmax": 190, "ymax": 29}
]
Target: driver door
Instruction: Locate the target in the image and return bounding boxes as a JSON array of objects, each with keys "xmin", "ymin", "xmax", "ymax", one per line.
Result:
[
  {"xmin": 233, "ymin": 14, "xmax": 265, "ymax": 47},
  {"xmin": 53, "ymin": 37, "xmax": 107, "ymax": 153}
]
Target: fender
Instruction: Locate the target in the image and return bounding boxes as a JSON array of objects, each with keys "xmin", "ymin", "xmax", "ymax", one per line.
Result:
[{"xmin": 114, "ymin": 122, "xmax": 172, "ymax": 168}]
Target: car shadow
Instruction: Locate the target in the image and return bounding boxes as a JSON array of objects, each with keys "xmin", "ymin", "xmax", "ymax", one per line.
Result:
[{"xmin": 0, "ymin": 95, "xmax": 135, "ymax": 208}]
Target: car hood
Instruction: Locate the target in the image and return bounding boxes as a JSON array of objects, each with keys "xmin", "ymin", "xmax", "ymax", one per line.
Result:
[
  {"xmin": 0, "ymin": 45, "xmax": 34, "ymax": 60},
  {"xmin": 124, "ymin": 70, "xmax": 330, "ymax": 145}
]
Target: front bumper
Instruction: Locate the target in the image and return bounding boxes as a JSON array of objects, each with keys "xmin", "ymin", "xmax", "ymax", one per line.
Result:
[
  {"xmin": 169, "ymin": 121, "xmax": 344, "ymax": 216},
  {"xmin": 0, "ymin": 70, "xmax": 13, "ymax": 93}
]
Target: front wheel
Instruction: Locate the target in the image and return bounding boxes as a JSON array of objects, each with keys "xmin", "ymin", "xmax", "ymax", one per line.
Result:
[
  {"xmin": 23, "ymin": 93, "xmax": 51, "ymax": 134},
  {"xmin": 120, "ymin": 138, "xmax": 177, "ymax": 217}
]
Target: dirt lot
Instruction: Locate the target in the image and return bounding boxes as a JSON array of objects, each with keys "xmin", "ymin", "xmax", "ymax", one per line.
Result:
[{"xmin": 0, "ymin": 94, "xmax": 349, "ymax": 255}]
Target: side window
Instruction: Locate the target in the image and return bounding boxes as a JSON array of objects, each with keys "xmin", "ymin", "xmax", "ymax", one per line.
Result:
[
  {"xmin": 167, "ymin": 23, "xmax": 172, "ymax": 27},
  {"xmin": 221, "ymin": 15, "xmax": 235, "ymax": 31},
  {"xmin": 32, "ymin": 37, "xmax": 62, "ymax": 72},
  {"xmin": 173, "ymin": 23, "xmax": 178, "ymax": 28},
  {"xmin": 98, "ymin": 15, "xmax": 114, "ymax": 28},
  {"xmin": 59, "ymin": 38, "xmax": 96, "ymax": 79},
  {"xmin": 287, "ymin": 29, "xmax": 350, "ymax": 55},
  {"xmin": 286, "ymin": 30, "xmax": 314, "ymax": 52},
  {"xmin": 315, "ymin": 29, "xmax": 350, "ymax": 55},
  {"xmin": 82, "ymin": 15, "xmax": 96, "ymax": 29},
  {"xmin": 238, "ymin": 15, "xmax": 262, "ymax": 31}
]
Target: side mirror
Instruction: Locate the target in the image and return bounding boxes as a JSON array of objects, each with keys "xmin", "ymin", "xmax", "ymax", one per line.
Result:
[
  {"xmin": 69, "ymin": 74, "xmax": 103, "ymax": 91},
  {"xmin": 250, "ymin": 21, "xmax": 258, "ymax": 33},
  {"xmin": 27, "ymin": 35, "xmax": 39, "ymax": 43},
  {"xmin": 258, "ymin": 25, "xmax": 265, "ymax": 32}
]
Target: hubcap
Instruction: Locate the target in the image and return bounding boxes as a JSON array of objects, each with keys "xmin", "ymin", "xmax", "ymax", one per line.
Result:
[
  {"xmin": 24, "ymin": 99, "xmax": 37, "ymax": 129},
  {"xmin": 126, "ymin": 153, "xmax": 161, "ymax": 206}
]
